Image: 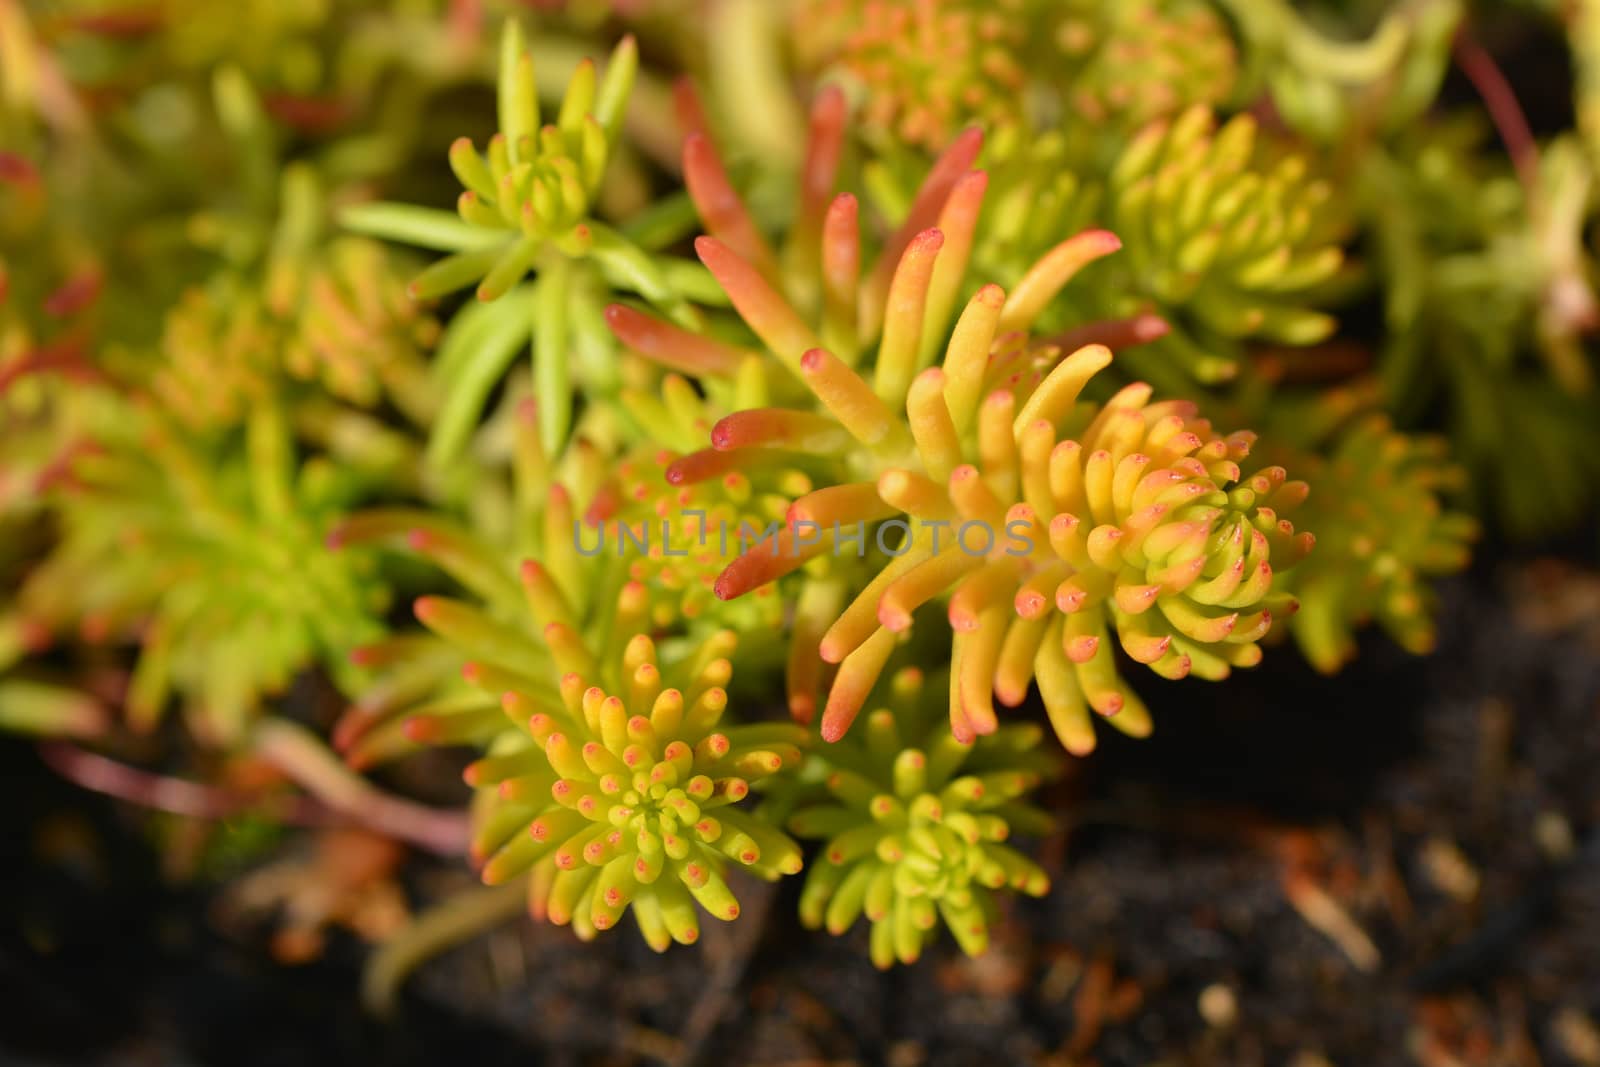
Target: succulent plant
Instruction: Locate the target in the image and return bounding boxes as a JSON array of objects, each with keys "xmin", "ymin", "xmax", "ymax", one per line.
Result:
[
  {"xmin": 328, "ymin": 374, "xmax": 793, "ymax": 768},
  {"xmin": 1276, "ymin": 409, "xmax": 1477, "ymax": 673},
  {"xmin": 271, "ymin": 236, "xmax": 443, "ymax": 423},
  {"xmin": 6, "ymin": 0, "xmax": 1593, "ymax": 993},
  {"xmin": 1, "ymin": 141, "xmax": 415, "ymax": 747},
  {"xmin": 0, "ymin": 296, "xmax": 102, "ymax": 529},
  {"xmin": 0, "ymin": 348, "xmax": 110, "ymax": 740},
  {"xmin": 789, "ymin": 0, "xmax": 1238, "ymax": 162},
  {"xmin": 342, "ymin": 21, "xmax": 707, "ymax": 461},
  {"xmin": 781, "ymin": 333, "xmax": 1310, "ymax": 754},
  {"xmin": 790, "ymin": 0, "xmax": 1036, "ymax": 152},
  {"xmin": 408, "ymin": 22, "xmax": 639, "ymax": 305},
  {"xmin": 783, "ymin": 664, "xmax": 1057, "ymax": 966},
  {"xmin": 1361, "ymin": 118, "xmax": 1600, "ymax": 538},
  {"xmin": 1053, "ymin": 0, "xmax": 1238, "ymax": 148},
  {"xmin": 967, "ymin": 129, "xmax": 1105, "ymax": 289},
  {"xmin": 148, "ymin": 257, "xmax": 437, "ymax": 445},
  {"xmin": 465, "ymin": 617, "xmax": 806, "ymax": 947},
  {"xmin": 21, "ymin": 397, "xmax": 389, "ymax": 745},
  {"xmin": 870, "ymin": 103, "xmax": 1347, "ymax": 389},
  {"xmin": 1218, "ymin": 0, "xmax": 1461, "ymax": 144},
  {"xmin": 601, "ymin": 375, "xmax": 809, "ymax": 629},
  {"xmin": 328, "ymin": 390, "xmax": 614, "ymax": 771},
  {"xmin": 1100, "ymin": 106, "xmax": 1346, "ymax": 382},
  {"xmin": 630, "ymin": 104, "xmax": 1312, "ymax": 752},
  {"xmin": 337, "ymin": 435, "xmax": 810, "ymax": 947}
]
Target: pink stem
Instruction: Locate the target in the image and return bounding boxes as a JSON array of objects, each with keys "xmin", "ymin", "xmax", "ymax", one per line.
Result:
[
  {"xmin": 38, "ymin": 742, "xmax": 335, "ymax": 826},
  {"xmin": 1453, "ymin": 32, "xmax": 1540, "ymax": 197},
  {"xmin": 39, "ymin": 725, "xmax": 472, "ymax": 859},
  {"xmin": 251, "ymin": 718, "xmax": 471, "ymax": 857}
]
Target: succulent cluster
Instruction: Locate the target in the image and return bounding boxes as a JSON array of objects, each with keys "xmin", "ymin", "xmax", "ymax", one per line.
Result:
[
  {"xmin": 1054, "ymin": 0, "xmax": 1238, "ymax": 142},
  {"xmin": 21, "ymin": 400, "xmax": 389, "ymax": 744},
  {"xmin": 1107, "ymin": 109, "xmax": 1344, "ymax": 350},
  {"xmin": 469, "ymin": 619, "xmax": 805, "ymax": 946},
  {"xmin": 781, "ymin": 665, "xmax": 1058, "ymax": 967},
  {"xmin": 648, "ymin": 107, "xmax": 1312, "ymax": 753},
  {"xmin": 3, "ymin": 0, "xmax": 1593, "ymax": 992},
  {"xmin": 791, "ymin": 0, "xmax": 1036, "ymax": 150},
  {"xmin": 1271, "ymin": 406, "xmax": 1479, "ymax": 674},
  {"xmin": 792, "ymin": 0, "xmax": 1238, "ymax": 157}
]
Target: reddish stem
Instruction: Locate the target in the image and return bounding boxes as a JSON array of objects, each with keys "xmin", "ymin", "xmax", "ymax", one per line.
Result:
[
  {"xmin": 251, "ymin": 718, "xmax": 471, "ymax": 856},
  {"xmin": 1453, "ymin": 32, "xmax": 1540, "ymax": 197},
  {"xmin": 673, "ymin": 77, "xmax": 712, "ymax": 142},
  {"xmin": 40, "ymin": 727, "xmax": 472, "ymax": 858},
  {"xmin": 38, "ymin": 742, "xmax": 335, "ymax": 826}
]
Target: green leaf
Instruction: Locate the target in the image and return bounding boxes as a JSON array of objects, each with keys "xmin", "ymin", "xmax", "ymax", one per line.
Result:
[
  {"xmin": 427, "ymin": 296, "xmax": 532, "ymax": 469},
  {"xmin": 340, "ymin": 203, "xmax": 505, "ymax": 253}
]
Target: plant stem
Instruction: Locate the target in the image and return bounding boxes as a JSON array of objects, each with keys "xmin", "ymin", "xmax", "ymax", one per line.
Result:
[
  {"xmin": 38, "ymin": 741, "xmax": 334, "ymax": 825},
  {"xmin": 1453, "ymin": 32, "xmax": 1540, "ymax": 198},
  {"xmin": 251, "ymin": 717, "xmax": 471, "ymax": 856}
]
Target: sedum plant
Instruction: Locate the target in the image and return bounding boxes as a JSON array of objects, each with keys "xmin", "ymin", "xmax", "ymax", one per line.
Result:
[
  {"xmin": 789, "ymin": 0, "xmax": 1238, "ymax": 161},
  {"xmin": 332, "ymin": 416, "xmax": 810, "ymax": 947},
  {"xmin": 782, "ymin": 664, "xmax": 1058, "ymax": 967},
  {"xmin": 867, "ymin": 105, "xmax": 1349, "ymax": 394},
  {"xmin": 1218, "ymin": 0, "xmax": 1461, "ymax": 145},
  {"xmin": 21, "ymin": 390, "xmax": 391, "ymax": 745},
  {"xmin": 0, "ymin": 65, "xmax": 446, "ymax": 747},
  {"xmin": 1052, "ymin": 0, "xmax": 1239, "ymax": 150},
  {"xmin": 1269, "ymin": 403, "xmax": 1479, "ymax": 674},
  {"xmin": 343, "ymin": 21, "xmax": 709, "ymax": 462},
  {"xmin": 465, "ymin": 618, "xmax": 805, "ymax": 947},
  {"xmin": 0, "ymin": 266, "xmax": 113, "ymax": 740},
  {"xmin": 1102, "ymin": 108, "xmax": 1345, "ymax": 366},
  {"xmin": 1360, "ymin": 118, "xmax": 1600, "ymax": 539},
  {"xmin": 790, "ymin": 0, "xmax": 1036, "ymax": 151},
  {"xmin": 15, "ymin": 0, "xmax": 1594, "ymax": 994},
  {"xmin": 963, "ymin": 106, "xmax": 1348, "ymax": 390},
  {"xmin": 630, "ymin": 103, "xmax": 1312, "ymax": 753}
]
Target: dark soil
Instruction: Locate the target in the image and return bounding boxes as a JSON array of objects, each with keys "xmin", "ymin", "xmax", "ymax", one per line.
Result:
[{"xmin": 3, "ymin": 560, "xmax": 1599, "ymax": 1067}]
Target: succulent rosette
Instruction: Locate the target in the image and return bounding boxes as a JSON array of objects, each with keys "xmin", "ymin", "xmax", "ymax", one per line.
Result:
[
  {"xmin": 466, "ymin": 618, "xmax": 806, "ymax": 947},
  {"xmin": 1278, "ymin": 412, "xmax": 1477, "ymax": 673},
  {"xmin": 791, "ymin": 0, "xmax": 1036, "ymax": 151},
  {"xmin": 783, "ymin": 664, "xmax": 1058, "ymax": 966},
  {"xmin": 1054, "ymin": 0, "xmax": 1239, "ymax": 143},
  {"xmin": 616, "ymin": 100, "xmax": 1312, "ymax": 753},
  {"xmin": 21, "ymin": 398, "xmax": 389, "ymax": 745},
  {"xmin": 339, "ymin": 491, "xmax": 809, "ymax": 947},
  {"xmin": 343, "ymin": 23, "xmax": 707, "ymax": 461}
]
